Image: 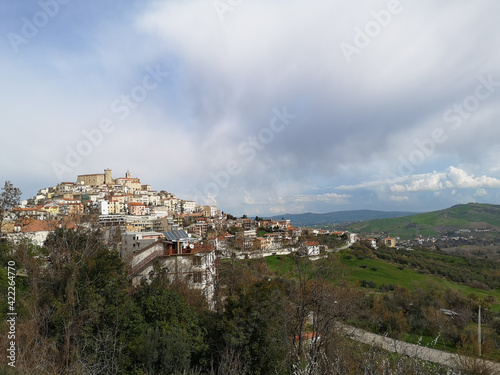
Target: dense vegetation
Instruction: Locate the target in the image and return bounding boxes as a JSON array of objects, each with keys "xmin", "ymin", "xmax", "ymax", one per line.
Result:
[
  {"xmin": 354, "ymin": 243, "xmax": 500, "ymax": 292},
  {"xmin": 345, "ymin": 243, "xmax": 500, "ymax": 349},
  {"xmin": 1, "ymin": 228, "xmax": 500, "ymax": 374}
]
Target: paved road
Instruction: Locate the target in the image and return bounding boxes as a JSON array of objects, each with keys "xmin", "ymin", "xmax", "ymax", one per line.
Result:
[
  {"xmin": 232, "ymin": 242, "xmax": 352, "ymax": 260},
  {"xmin": 329, "ymin": 243, "xmax": 351, "ymax": 252},
  {"xmin": 338, "ymin": 324, "xmax": 500, "ymax": 374}
]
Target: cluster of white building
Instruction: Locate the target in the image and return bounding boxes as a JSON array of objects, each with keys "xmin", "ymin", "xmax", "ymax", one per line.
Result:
[{"xmin": 2, "ymin": 168, "xmax": 360, "ymax": 305}]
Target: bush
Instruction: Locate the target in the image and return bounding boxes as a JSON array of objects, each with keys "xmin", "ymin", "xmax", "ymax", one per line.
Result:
[
  {"xmin": 360, "ymin": 280, "xmax": 377, "ymax": 288},
  {"xmin": 379, "ymin": 284, "xmax": 389, "ymax": 292},
  {"xmin": 466, "ymin": 279, "xmax": 490, "ymax": 291}
]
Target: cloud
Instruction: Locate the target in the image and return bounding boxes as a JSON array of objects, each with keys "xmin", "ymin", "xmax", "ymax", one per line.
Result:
[
  {"xmin": 391, "ymin": 171, "xmax": 445, "ymax": 192},
  {"xmin": 294, "ymin": 193, "xmax": 351, "ymax": 203},
  {"xmin": 135, "ymin": 0, "xmax": 500, "ymax": 179},
  {"xmin": 475, "ymin": 188, "xmax": 488, "ymax": 197},
  {"xmin": 3, "ymin": 1, "xmax": 500, "ymax": 216},
  {"xmin": 269, "ymin": 206, "xmax": 288, "ymax": 214},
  {"xmin": 243, "ymin": 191, "xmax": 256, "ymax": 205},
  {"xmin": 390, "ymin": 195, "xmax": 409, "ymax": 201},
  {"xmin": 390, "ymin": 167, "xmax": 500, "ymax": 193},
  {"xmin": 447, "ymin": 166, "xmax": 500, "ymax": 189}
]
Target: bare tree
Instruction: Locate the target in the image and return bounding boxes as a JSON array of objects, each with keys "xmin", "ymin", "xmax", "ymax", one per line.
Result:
[
  {"xmin": 216, "ymin": 345, "xmax": 249, "ymax": 375},
  {"xmin": 0, "ymin": 180, "xmax": 21, "ymax": 231},
  {"xmin": 288, "ymin": 254, "xmax": 354, "ymax": 374}
]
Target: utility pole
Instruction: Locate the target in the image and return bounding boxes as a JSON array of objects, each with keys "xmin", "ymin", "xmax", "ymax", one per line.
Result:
[{"xmin": 478, "ymin": 305, "xmax": 481, "ymax": 357}]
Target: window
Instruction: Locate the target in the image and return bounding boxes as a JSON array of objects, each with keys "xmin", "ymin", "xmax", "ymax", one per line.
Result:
[
  {"xmin": 193, "ymin": 256, "xmax": 202, "ymax": 266},
  {"xmin": 193, "ymin": 272, "xmax": 202, "ymax": 284}
]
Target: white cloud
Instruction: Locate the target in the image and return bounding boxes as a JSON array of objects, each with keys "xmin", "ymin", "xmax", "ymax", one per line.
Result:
[
  {"xmin": 475, "ymin": 188, "xmax": 488, "ymax": 197},
  {"xmin": 391, "ymin": 171, "xmax": 444, "ymax": 192},
  {"xmin": 390, "ymin": 167, "xmax": 500, "ymax": 193},
  {"xmin": 294, "ymin": 193, "xmax": 351, "ymax": 203},
  {"xmin": 269, "ymin": 206, "xmax": 287, "ymax": 214},
  {"xmin": 390, "ymin": 195, "xmax": 409, "ymax": 201},
  {"xmin": 243, "ymin": 191, "xmax": 256, "ymax": 204},
  {"xmin": 447, "ymin": 166, "xmax": 500, "ymax": 189}
]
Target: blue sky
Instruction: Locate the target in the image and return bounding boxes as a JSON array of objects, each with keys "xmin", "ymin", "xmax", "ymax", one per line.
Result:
[{"xmin": 1, "ymin": 0, "xmax": 500, "ymax": 216}]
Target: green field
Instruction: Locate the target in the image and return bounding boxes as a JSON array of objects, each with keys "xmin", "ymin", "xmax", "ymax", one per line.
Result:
[
  {"xmin": 339, "ymin": 252, "xmax": 500, "ymax": 310},
  {"xmin": 264, "ymin": 252, "xmax": 500, "ymax": 311}
]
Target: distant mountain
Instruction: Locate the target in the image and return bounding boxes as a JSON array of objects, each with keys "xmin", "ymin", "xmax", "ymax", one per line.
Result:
[
  {"xmin": 346, "ymin": 203, "xmax": 500, "ymax": 239},
  {"xmin": 268, "ymin": 210, "xmax": 418, "ymax": 227}
]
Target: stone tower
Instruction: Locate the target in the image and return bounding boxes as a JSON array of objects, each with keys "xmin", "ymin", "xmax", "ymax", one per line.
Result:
[{"xmin": 104, "ymin": 169, "xmax": 113, "ymax": 185}]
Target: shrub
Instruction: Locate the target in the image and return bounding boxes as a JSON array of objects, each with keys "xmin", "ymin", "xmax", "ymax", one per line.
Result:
[{"xmin": 360, "ymin": 280, "xmax": 377, "ymax": 288}]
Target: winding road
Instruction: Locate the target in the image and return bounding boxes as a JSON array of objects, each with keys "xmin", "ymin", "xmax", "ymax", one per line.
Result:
[{"xmin": 338, "ymin": 323, "xmax": 500, "ymax": 374}]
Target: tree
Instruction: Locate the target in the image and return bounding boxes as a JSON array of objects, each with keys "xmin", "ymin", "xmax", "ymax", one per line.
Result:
[
  {"xmin": 41, "ymin": 227, "xmax": 129, "ymax": 373},
  {"xmin": 132, "ymin": 277, "xmax": 206, "ymax": 373},
  {"xmin": 0, "ymin": 181, "xmax": 21, "ymax": 230},
  {"xmin": 289, "ymin": 254, "xmax": 354, "ymax": 374},
  {"xmin": 217, "ymin": 279, "xmax": 290, "ymax": 375},
  {"xmin": 5, "ymin": 224, "xmax": 136, "ymax": 374}
]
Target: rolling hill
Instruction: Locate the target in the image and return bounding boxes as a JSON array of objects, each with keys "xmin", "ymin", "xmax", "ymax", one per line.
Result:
[
  {"xmin": 269, "ymin": 210, "xmax": 418, "ymax": 227},
  {"xmin": 346, "ymin": 203, "xmax": 500, "ymax": 239}
]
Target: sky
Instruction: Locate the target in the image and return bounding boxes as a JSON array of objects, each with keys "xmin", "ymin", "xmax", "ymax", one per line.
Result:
[{"xmin": 1, "ymin": 0, "xmax": 500, "ymax": 217}]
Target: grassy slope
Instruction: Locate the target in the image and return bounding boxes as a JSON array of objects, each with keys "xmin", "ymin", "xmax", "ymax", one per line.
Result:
[
  {"xmin": 265, "ymin": 252, "xmax": 500, "ymax": 363},
  {"xmin": 264, "ymin": 252, "xmax": 500, "ymax": 312},
  {"xmin": 347, "ymin": 203, "xmax": 500, "ymax": 239},
  {"xmin": 339, "ymin": 252, "xmax": 500, "ymax": 310}
]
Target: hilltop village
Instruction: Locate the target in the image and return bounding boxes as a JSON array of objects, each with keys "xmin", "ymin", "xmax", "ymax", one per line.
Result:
[{"xmin": 1, "ymin": 169, "xmax": 402, "ymax": 300}]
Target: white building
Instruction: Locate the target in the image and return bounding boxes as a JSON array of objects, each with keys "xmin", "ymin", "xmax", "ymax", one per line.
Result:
[
  {"xmin": 128, "ymin": 234, "xmax": 218, "ymax": 305},
  {"xmin": 99, "ymin": 200, "xmax": 109, "ymax": 215},
  {"xmin": 302, "ymin": 241, "xmax": 320, "ymax": 256}
]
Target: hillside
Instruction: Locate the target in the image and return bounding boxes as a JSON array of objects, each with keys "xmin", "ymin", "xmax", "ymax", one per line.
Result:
[
  {"xmin": 346, "ymin": 203, "xmax": 500, "ymax": 239},
  {"xmin": 269, "ymin": 210, "xmax": 418, "ymax": 227}
]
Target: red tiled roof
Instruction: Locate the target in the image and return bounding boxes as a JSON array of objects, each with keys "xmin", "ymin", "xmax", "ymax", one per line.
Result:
[{"xmin": 303, "ymin": 241, "xmax": 320, "ymax": 246}]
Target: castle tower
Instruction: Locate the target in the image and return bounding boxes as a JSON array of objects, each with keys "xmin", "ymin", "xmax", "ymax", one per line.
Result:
[
  {"xmin": 125, "ymin": 170, "xmax": 131, "ymax": 179},
  {"xmin": 104, "ymin": 169, "xmax": 113, "ymax": 185}
]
